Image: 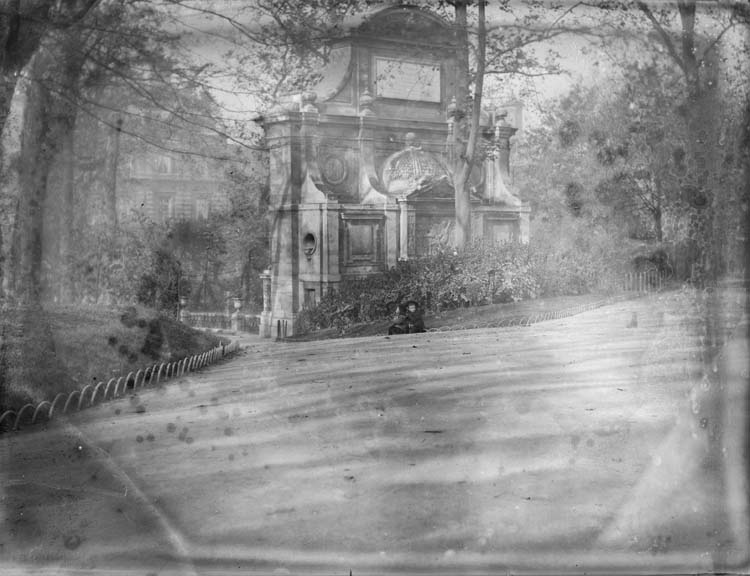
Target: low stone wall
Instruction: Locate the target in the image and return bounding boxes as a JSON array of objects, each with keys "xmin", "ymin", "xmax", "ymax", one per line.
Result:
[{"xmin": 0, "ymin": 341, "xmax": 242, "ymax": 433}]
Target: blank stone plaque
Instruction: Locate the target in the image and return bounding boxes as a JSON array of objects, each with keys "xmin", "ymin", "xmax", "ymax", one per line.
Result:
[{"xmin": 374, "ymin": 57, "xmax": 441, "ymax": 102}]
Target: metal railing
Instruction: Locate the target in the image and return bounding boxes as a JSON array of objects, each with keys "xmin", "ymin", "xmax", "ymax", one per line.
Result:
[
  {"xmin": 623, "ymin": 269, "xmax": 667, "ymax": 293},
  {"xmin": 0, "ymin": 341, "xmax": 242, "ymax": 433}
]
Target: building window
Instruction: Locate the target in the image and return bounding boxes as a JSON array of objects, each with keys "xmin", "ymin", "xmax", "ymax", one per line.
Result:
[
  {"xmin": 153, "ymin": 155, "xmax": 173, "ymax": 174},
  {"xmin": 155, "ymin": 197, "xmax": 169, "ymax": 222},
  {"xmin": 196, "ymin": 199, "xmax": 209, "ymax": 219},
  {"xmin": 131, "ymin": 154, "xmax": 175, "ymax": 178}
]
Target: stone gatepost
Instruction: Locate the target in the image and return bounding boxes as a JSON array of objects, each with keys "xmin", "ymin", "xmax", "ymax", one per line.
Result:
[
  {"xmin": 259, "ymin": 269, "xmax": 272, "ymax": 338},
  {"xmin": 178, "ymin": 297, "xmax": 189, "ymax": 323}
]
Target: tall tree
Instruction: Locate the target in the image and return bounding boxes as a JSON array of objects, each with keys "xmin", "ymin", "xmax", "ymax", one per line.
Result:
[
  {"xmin": 580, "ymin": 0, "xmax": 748, "ymax": 279},
  {"xmin": 0, "ymin": 0, "xmax": 100, "ymax": 295},
  {"xmin": 4, "ymin": 29, "xmax": 88, "ymax": 303},
  {"xmin": 448, "ymin": 0, "xmax": 486, "ymax": 248},
  {"xmin": 591, "ymin": 59, "xmax": 693, "ymax": 245},
  {"xmin": 568, "ymin": 2, "xmax": 750, "ymax": 556},
  {"xmin": 0, "ymin": 0, "xmax": 99, "ymax": 132}
]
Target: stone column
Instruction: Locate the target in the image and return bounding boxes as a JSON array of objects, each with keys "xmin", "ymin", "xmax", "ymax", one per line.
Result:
[
  {"xmin": 407, "ymin": 205, "xmax": 417, "ymax": 256},
  {"xmin": 259, "ymin": 269, "xmax": 272, "ymax": 338},
  {"xmin": 262, "ymin": 271, "xmax": 271, "ymax": 312},
  {"xmin": 398, "ymin": 199, "xmax": 409, "ymax": 261},
  {"xmin": 518, "ymin": 207, "xmax": 531, "ymax": 243}
]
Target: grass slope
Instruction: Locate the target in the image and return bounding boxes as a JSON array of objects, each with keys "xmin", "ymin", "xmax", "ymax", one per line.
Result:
[{"xmin": 1, "ymin": 304, "xmax": 225, "ymax": 410}]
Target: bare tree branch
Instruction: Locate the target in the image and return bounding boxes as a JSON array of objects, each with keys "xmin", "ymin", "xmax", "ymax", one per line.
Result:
[
  {"xmin": 635, "ymin": 0, "xmax": 688, "ymax": 76},
  {"xmin": 699, "ymin": 17, "xmax": 736, "ymax": 62},
  {"xmin": 484, "ymin": 68, "xmax": 562, "ymax": 77}
]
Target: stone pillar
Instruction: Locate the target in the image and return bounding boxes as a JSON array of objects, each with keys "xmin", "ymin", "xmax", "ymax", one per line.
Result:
[
  {"xmin": 178, "ymin": 297, "xmax": 188, "ymax": 323},
  {"xmin": 518, "ymin": 207, "xmax": 531, "ymax": 243},
  {"xmin": 259, "ymin": 269, "xmax": 272, "ymax": 338},
  {"xmin": 396, "ymin": 200, "xmax": 417, "ymax": 260},
  {"xmin": 398, "ymin": 199, "xmax": 409, "ymax": 261},
  {"xmin": 264, "ymin": 107, "xmax": 304, "ymax": 338},
  {"xmin": 262, "ymin": 271, "xmax": 271, "ymax": 312},
  {"xmin": 407, "ymin": 204, "xmax": 417, "ymax": 256}
]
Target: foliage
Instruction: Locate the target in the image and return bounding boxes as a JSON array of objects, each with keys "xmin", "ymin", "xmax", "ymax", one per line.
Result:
[
  {"xmin": 213, "ymin": 160, "xmax": 269, "ymax": 309},
  {"xmin": 136, "ymin": 248, "xmax": 182, "ymax": 316},
  {"xmin": 529, "ymin": 222, "xmax": 627, "ymax": 296},
  {"xmin": 296, "ymin": 239, "xmax": 612, "ymax": 333},
  {"xmin": 512, "ymin": 67, "xmax": 712, "ymax": 284},
  {"xmin": 59, "ymin": 213, "xmax": 155, "ymax": 305},
  {"xmin": 146, "ymin": 160, "xmax": 269, "ymax": 312}
]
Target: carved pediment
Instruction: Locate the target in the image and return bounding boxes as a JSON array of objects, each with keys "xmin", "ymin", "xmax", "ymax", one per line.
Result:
[
  {"xmin": 357, "ymin": 6, "xmax": 452, "ymax": 45},
  {"xmin": 406, "ymin": 175, "xmax": 454, "ymax": 200}
]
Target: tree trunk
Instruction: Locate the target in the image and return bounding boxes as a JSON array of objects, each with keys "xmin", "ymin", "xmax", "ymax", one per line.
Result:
[
  {"xmin": 653, "ymin": 205, "xmax": 663, "ymax": 243},
  {"xmin": 0, "ymin": 77, "xmax": 18, "ymax": 149},
  {"xmin": 50, "ymin": 43, "xmax": 81, "ymax": 303},
  {"xmin": 58, "ymin": 117, "xmax": 76, "ymax": 302},
  {"xmin": 677, "ymin": 1, "xmax": 722, "ymax": 284},
  {"xmin": 107, "ymin": 116, "xmax": 121, "ymax": 231},
  {"xmin": 5, "ymin": 34, "xmax": 84, "ymax": 304},
  {"xmin": 0, "ymin": 76, "xmax": 23, "ymax": 300},
  {"xmin": 0, "ymin": 44, "xmax": 78, "ymax": 408},
  {"xmin": 451, "ymin": 0, "xmax": 486, "ymax": 250},
  {"xmin": 675, "ymin": 5, "xmax": 736, "ymax": 556},
  {"xmin": 6, "ymin": 65, "xmax": 51, "ymax": 304},
  {"xmin": 452, "ymin": 1, "xmax": 471, "ymax": 249}
]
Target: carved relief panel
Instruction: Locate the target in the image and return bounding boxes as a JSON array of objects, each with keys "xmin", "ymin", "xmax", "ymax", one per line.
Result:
[
  {"xmin": 416, "ymin": 215, "xmax": 455, "ymax": 256},
  {"xmin": 316, "ymin": 139, "xmax": 358, "ymax": 201},
  {"xmin": 340, "ymin": 213, "xmax": 385, "ymax": 270}
]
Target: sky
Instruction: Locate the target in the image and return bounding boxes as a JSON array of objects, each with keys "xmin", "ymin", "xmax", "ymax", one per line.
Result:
[{"xmin": 159, "ymin": 1, "xmax": 746, "ymax": 135}]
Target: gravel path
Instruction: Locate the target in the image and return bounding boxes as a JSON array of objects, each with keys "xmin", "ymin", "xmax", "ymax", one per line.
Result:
[{"xmin": 1, "ymin": 293, "xmax": 747, "ymax": 575}]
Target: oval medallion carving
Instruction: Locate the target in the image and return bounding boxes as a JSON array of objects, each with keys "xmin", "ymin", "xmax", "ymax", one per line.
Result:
[{"xmin": 322, "ymin": 155, "xmax": 348, "ymax": 185}]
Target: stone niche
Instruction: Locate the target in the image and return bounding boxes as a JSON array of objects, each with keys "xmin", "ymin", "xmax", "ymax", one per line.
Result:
[{"xmin": 258, "ymin": 5, "xmax": 530, "ymax": 339}]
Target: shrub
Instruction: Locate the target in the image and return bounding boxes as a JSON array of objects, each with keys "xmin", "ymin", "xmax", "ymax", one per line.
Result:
[
  {"xmin": 297, "ymin": 241, "xmax": 542, "ymax": 332},
  {"xmin": 296, "ymin": 233, "xmax": 630, "ymax": 334}
]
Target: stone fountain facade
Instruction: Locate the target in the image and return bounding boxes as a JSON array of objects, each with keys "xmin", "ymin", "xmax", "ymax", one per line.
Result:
[{"xmin": 259, "ymin": 6, "xmax": 529, "ymax": 339}]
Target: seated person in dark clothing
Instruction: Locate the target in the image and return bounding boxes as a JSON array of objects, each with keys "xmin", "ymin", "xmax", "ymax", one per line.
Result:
[
  {"xmin": 388, "ymin": 303, "xmax": 409, "ymax": 335},
  {"xmin": 388, "ymin": 300, "xmax": 426, "ymax": 335},
  {"xmin": 404, "ymin": 300, "xmax": 426, "ymax": 333}
]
